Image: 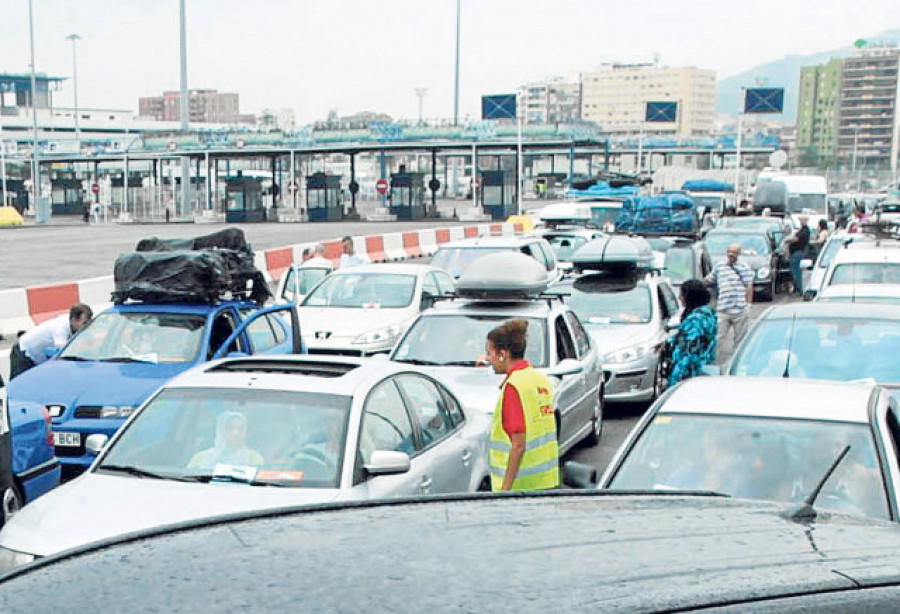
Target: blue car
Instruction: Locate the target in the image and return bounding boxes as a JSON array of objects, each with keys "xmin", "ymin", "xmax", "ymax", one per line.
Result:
[{"xmin": 7, "ymin": 302, "xmax": 302, "ymax": 481}]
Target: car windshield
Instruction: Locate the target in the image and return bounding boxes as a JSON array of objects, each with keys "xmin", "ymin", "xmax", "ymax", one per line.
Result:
[
  {"xmin": 788, "ymin": 193, "xmax": 826, "ymax": 214},
  {"xmin": 706, "ymin": 233, "xmax": 770, "ymax": 257},
  {"xmin": 563, "ymin": 276, "xmax": 652, "ymax": 324},
  {"xmin": 302, "ymin": 273, "xmax": 416, "ymax": 308},
  {"xmin": 60, "ymin": 311, "xmax": 205, "ymax": 363},
  {"xmin": 607, "ymin": 414, "xmax": 889, "ymax": 520},
  {"xmin": 393, "ymin": 314, "xmax": 548, "ymax": 367},
  {"xmin": 691, "ymin": 195, "xmax": 722, "ymax": 210},
  {"xmin": 98, "ymin": 387, "xmax": 352, "ymax": 488},
  {"xmin": 545, "ymin": 235, "xmax": 588, "ymax": 261},
  {"xmin": 817, "ymin": 236, "xmax": 848, "ymax": 269},
  {"xmin": 281, "ymin": 267, "xmax": 330, "ymax": 301},
  {"xmin": 882, "ymin": 204, "xmax": 900, "ymax": 214},
  {"xmin": 830, "ymin": 263, "xmax": 900, "ymax": 285},
  {"xmin": 430, "ymin": 247, "xmax": 513, "ymax": 278},
  {"xmin": 662, "ymin": 246, "xmax": 696, "ymax": 285},
  {"xmin": 589, "ymin": 205, "xmax": 621, "ymax": 227},
  {"xmin": 730, "ymin": 317, "xmax": 900, "ymax": 382}
]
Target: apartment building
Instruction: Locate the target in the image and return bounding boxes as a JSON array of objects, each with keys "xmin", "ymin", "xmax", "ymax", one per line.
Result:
[
  {"xmin": 517, "ymin": 77, "xmax": 581, "ymax": 124},
  {"xmin": 139, "ymin": 89, "xmax": 241, "ymax": 124},
  {"xmin": 796, "ymin": 58, "xmax": 843, "ymax": 165},
  {"xmin": 580, "ymin": 64, "xmax": 716, "ymax": 136}
]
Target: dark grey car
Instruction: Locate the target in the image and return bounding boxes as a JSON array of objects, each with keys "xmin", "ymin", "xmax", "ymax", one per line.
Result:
[{"xmin": 5, "ymin": 493, "xmax": 900, "ymax": 612}]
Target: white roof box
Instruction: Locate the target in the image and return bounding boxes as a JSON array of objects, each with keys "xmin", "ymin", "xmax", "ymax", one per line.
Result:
[
  {"xmin": 537, "ymin": 201, "xmax": 591, "ymax": 223},
  {"xmin": 571, "ymin": 235, "xmax": 655, "ymax": 272},
  {"xmin": 456, "ymin": 252, "xmax": 549, "ymax": 299}
]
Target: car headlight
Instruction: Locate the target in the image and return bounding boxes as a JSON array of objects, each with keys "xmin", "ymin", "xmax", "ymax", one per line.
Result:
[
  {"xmin": 100, "ymin": 406, "xmax": 135, "ymax": 419},
  {"xmin": 602, "ymin": 344, "xmax": 652, "ymax": 364},
  {"xmin": 352, "ymin": 325, "xmax": 403, "ymax": 346},
  {"xmin": 0, "ymin": 546, "xmax": 36, "ymax": 574},
  {"xmin": 756, "ymin": 266, "xmax": 771, "ymax": 280}
]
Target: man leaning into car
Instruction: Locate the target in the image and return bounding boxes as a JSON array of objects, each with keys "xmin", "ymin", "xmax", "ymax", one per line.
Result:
[{"xmin": 9, "ymin": 303, "xmax": 93, "ymax": 379}]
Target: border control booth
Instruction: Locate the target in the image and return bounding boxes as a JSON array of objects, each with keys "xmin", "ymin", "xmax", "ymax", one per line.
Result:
[
  {"xmin": 226, "ymin": 174, "xmax": 265, "ymax": 223},
  {"xmin": 482, "ymin": 170, "xmax": 516, "ymax": 220},
  {"xmin": 306, "ymin": 172, "xmax": 343, "ymax": 222},
  {"xmin": 389, "ymin": 172, "xmax": 425, "ymax": 219}
]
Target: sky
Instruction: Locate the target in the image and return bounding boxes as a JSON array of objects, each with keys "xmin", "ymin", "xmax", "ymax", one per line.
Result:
[{"xmin": 0, "ymin": 0, "xmax": 897, "ymax": 124}]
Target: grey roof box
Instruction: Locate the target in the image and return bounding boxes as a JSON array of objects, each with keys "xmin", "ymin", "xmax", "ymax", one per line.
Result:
[
  {"xmin": 571, "ymin": 235, "xmax": 655, "ymax": 272},
  {"xmin": 455, "ymin": 252, "xmax": 549, "ymax": 299}
]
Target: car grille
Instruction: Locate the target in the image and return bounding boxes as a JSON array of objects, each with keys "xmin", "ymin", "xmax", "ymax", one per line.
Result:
[
  {"xmin": 74, "ymin": 406, "xmax": 104, "ymax": 418},
  {"xmin": 307, "ymin": 349, "xmax": 364, "ymax": 357}
]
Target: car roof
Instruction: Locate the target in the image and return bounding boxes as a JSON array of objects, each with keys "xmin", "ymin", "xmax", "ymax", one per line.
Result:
[
  {"xmin": 705, "ymin": 227, "xmax": 769, "ymax": 236},
  {"xmin": 328, "ymin": 262, "xmax": 438, "ymax": 275},
  {"xmin": 660, "ymin": 377, "xmax": 877, "ymax": 423},
  {"xmin": 438, "ymin": 235, "xmax": 541, "ymax": 248},
  {"xmin": 5, "ymin": 492, "xmax": 900, "ymax": 610},
  {"xmin": 424, "ymin": 297, "xmax": 558, "ymax": 317},
  {"xmin": 108, "ymin": 300, "xmax": 255, "ymax": 315},
  {"xmin": 818, "ymin": 284, "xmax": 900, "ymax": 299},
  {"xmin": 759, "ymin": 301, "xmax": 900, "ymax": 321},
  {"xmin": 830, "ymin": 245, "xmax": 900, "ymax": 264},
  {"xmin": 160, "ymin": 355, "xmax": 411, "ymax": 397}
]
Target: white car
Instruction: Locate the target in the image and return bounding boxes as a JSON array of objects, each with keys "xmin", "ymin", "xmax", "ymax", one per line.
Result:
[
  {"xmin": 299, "ymin": 263, "xmax": 455, "ymax": 356},
  {"xmin": 816, "ymin": 239, "xmax": 900, "ymax": 293},
  {"xmin": 801, "ymin": 232, "xmax": 874, "ymax": 300},
  {"xmin": 429, "ymin": 235, "xmax": 561, "ymax": 284},
  {"xmin": 0, "ymin": 355, "xmax": 490, "ymax": 568},
  {"xmin": 815, "ymin": 283, "xmax": 900, "ymax": 306},
  {"xmin": 275, "ymin": 260, "xmax": 334, "ymax": 305}
]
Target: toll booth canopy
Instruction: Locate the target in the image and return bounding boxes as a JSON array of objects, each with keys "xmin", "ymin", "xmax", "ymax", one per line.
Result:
[
  {"xmin": 226, "ymin": 174, "xmax": 265, "ymax": 223},
  {"xmin": 390, "ymin": 172, "xmax": 425, "ymax": 219},
  {"xmin": 481, "ymin": 170, "xmax": 516, "ymax": 220},
  {"xmin": 51, "ymin": 176, "xmax": 85, "ymax": 216},
  {"xmin": 306, "ymin": 172, "xmax": 343, "ymax": 222}
]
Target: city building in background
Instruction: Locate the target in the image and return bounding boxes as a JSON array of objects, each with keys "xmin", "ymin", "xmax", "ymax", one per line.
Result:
[
  {"xmin": 580, "ymin": 63, "xmax": 716, "ymax": 136},
  {"xmin": 259, "ymin": 108, "xmax": 296, "ymax": 131},
  {"xmin": 517, "ymin": 77, "xmax": 581, "ymax": 125},
  {"xmin": 138, "ymin": 89, "xmax": 241, "ymax": 124},
  {"xmin": 796, "ymin": 58, "xmax": 843, "ymax": 167},
  {"xmin": 836, "ymin": 44, "xmax": 900, "ymax": 172}
]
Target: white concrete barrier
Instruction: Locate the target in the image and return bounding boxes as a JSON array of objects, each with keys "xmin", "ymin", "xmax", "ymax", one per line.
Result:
[
  {"xmin": 418, "ymin": 229, "xmax": 439, "ymax": 256},
  {"xmin": 0, "ymin": 289, "xmax": 34, "ymax": 339},
  {"xmin": 382, "ymin": 233, "xmax": 407, "ymax": 261}
]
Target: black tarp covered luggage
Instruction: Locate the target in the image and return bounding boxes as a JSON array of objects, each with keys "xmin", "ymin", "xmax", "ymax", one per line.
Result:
[{"xmin": 113, "ymin": 228, "xmax": 271, "ymax": 304}]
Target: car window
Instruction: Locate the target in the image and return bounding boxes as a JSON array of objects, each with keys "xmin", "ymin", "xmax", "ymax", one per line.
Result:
[
  {"xmin": 656, "ymin": 287, "xmax": 671, "ymax": 320},
  {"xmin": 360, "ymin": 380, "xmax": 416, "ymax": 463},
  {"xmin": 662, "ymin": 246, "xmax": 695, "ymax": 285},
  {"xmin": 563, "ymin": 276, "xmax": 652, "ymax": 324},
  {"xmin": 439, "ymin": 386, "xmax": 465, "ymax": 428},
  {"xmin": 537, "ymin": 241, "xmax": 557, "ymax": 271},
  {"xmin": 244, "ymin": 314, "xmax": 282, "ymax": 353},
  {"xmin": 423, "ymin": 272, "xmax": 440, "ymax": 298},
  {"xmin": 208, "ymin": 310, "xmax": 241, "ymax": 359},
  {"xmin": 554, "ymin": 315, "xmax": 577, "ymax": 361},
  {"xmin": 660, "ymin": 282, "xmax": 681, "ymax": 317},
  {"xmin": 435, "ymin": 271, "xmax": 456, "ymax": 295},
  {"xmin": 830, "ymin": 263, "xmax": 900, "ymax": 286},
  {"xmin": 396, "ymin": 374, "xmax": 456, "ymax": 448},
  {"xmin": 281, "ymin": 267, "xmax": 330, "ymax": 301},
  {"xmin": 565, "ymin": 311, "xmax": 591, "ymax": 358}
]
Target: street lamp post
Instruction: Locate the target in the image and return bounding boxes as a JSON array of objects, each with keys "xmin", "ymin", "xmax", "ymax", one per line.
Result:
[
  {"xmin": 453, "ymin": 0, "xmax": 460, "ymax": 126},
  {"xmin": 414, "ymin": 87, "xmax": 427, "ymax": 125},
  {"xmin": 66, "ymin": 34, "xmax": 82, "ymax": 146},
  {"xmin": 27, "ymin": 0, "xmax": 46, "ymax": 223}
]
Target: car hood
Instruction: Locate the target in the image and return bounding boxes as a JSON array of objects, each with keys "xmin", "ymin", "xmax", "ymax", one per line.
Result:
[
  {"xmin": 583, "ymin": 323, "xmax": 657, "ymax": 355},
  {"xmin": 7, "ymin": 359, "xmax": 189, "ymax": 410},
  {"xmin": 0, "ymin": 473, "xmax": 341, "ymax": 557},
  {"xmin": 424, "ymin": 366, "xmax": 504, "ymax": 415},
  {"xmin": 299, "ymin": 307, "xmax": 414, "ymax": 339},
  {"xmin": 743, "ymin": 254, "xmax": 770, "ymax": 270}
]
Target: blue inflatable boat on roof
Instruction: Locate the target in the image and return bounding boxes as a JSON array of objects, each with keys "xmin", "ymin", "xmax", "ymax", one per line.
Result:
[
  {"xmin": 681, "ymin": 179, "xmax": 734, "ymax": 193},
  {"xmin": 615, "ymin": 193, "xmax": 699, "ymax": 235}
]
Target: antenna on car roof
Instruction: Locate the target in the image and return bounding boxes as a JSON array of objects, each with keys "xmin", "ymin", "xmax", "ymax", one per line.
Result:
[
  {"xmin": 782, "ymin": 313, "xmax": 796, "ymax": 378},
  {"xmin": 787, "ymin": 445, "xmax": 851, "ymax": 522}
]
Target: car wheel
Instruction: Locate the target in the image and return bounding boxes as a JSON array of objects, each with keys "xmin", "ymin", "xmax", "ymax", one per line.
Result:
[
  {"xmin": 1, "ymin": 484, "xmax": 23, "ymax": 526},
  {"xmin": 652, "ymin": 357, "xmax": 666, "ymax": 400},
  {"xmin": 584, "ymin": 387, "xmax": 604, "ymax": 446}
]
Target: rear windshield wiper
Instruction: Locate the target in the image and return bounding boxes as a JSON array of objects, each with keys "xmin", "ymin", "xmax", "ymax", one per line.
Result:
[
  {"xmin": 393, "ymin": 358, "xmax": 441, "ymax": 366},
  {"xmin": 103, "ymin": 356, "xmax": 157, "ymax": 363},
  {"xmin": 186, "ymin": 473, "xmax": 290, "ymax": 487},
  {"xmin": 98, "ymin": 464, "xmax": 195, "ymax": 482}
]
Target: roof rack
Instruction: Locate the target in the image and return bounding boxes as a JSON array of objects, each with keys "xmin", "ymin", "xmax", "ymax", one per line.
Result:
[{"xmin": 206, "ymin": 359, "xmax": 359, "ymax": 377}]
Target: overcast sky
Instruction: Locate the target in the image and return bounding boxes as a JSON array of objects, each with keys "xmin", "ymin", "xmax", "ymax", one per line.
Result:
[{"xmin": 0, "ymin": 0, "xmax": 896, "ymax": 123}]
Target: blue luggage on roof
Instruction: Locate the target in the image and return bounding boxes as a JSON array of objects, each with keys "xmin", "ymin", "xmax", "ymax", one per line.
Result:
[
  {"xmin": 615, "ymin": 193, "xmax": 699, "ymax": 235},
  {"xmin": 681, "ymin": 179, "xmax": 734, "ymax": 192}
]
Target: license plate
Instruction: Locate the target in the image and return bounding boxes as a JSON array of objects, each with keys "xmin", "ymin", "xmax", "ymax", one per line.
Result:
[{"xmin": 53, "ymin": 432, "xmax": 81, "ymax": 447}]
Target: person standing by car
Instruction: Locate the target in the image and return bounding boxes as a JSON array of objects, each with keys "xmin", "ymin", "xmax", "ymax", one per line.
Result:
[
  {"xmin": 484, "ymin": 319, "xmax": 559, "ymax": 492},
  {"xmin": 786, "ymin": 216, "xmax": 810, "ymax": 294},
  {"xmin": 705, "ymin": 243, "xmax": 753, "ymax": 356},
  {"xmin": 668, "ymin": 280, "xmax": 717, "ymax": 386},
  {"xmin": 810, "ymin": 219, "xmax": 829, "ymax": 259},
  {"xmin": 9, "ymin": 303, "xmax": 93, "ymax": 379},
  {"xmin": 339, "ymin": 236, "xmax": 369, "ymax": 268}
]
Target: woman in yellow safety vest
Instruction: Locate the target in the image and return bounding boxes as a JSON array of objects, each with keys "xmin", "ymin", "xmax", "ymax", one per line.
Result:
[{"xmin": 484, "ymin": 319, "xmax": 560, "ymax": 492}]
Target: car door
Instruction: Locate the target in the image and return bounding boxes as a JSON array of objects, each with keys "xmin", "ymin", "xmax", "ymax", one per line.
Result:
[
  {"xmin": 213, "ymin": 304, "xmax": 303, "ymax": 360},
  {"xmin": 394, "ymin": 373, "xmax": 473, "ymax": 493},
  {"xmin": 551, "ymin": 314, "xmax": 583, "ymax": 448},
  {"xmin": 353, "ymin": 378, "xmax": 430, "ymax": 498},
  {"xmin": 565, "ymin": 310, "xmax": 602, "ymax": 418}
]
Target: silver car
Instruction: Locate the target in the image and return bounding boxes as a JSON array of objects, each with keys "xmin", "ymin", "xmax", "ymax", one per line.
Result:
[
  {"xmin": 601, "ymin": 377, "xmax": 900, "ymax": 521},
  {"xmin": 0, "ymin": 355, "xmax": 490, "ymax": 568}
]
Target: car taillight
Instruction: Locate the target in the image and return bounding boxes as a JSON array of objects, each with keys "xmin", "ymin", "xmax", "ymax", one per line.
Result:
[{"xmin": 41, "ymin": 406, "xmax": 53, "ymax": 446}]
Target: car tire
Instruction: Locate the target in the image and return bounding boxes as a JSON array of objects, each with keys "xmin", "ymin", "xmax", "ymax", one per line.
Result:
[
  {"xmin": 584, "ymin": 387, "xmax": 604, "ymax": 447},
  {"xmin": 1, "ymin": 483, "xmax": 23, "ymax": 527},
  {"xmin": 652, "ymin": 357, "xmax": 667, "ymax": 400}
]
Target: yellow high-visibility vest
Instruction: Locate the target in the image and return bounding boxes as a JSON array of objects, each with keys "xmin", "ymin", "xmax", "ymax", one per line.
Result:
[{"xmin": 489, "ymin": 367, "xmax": 559, "ymax": 492}]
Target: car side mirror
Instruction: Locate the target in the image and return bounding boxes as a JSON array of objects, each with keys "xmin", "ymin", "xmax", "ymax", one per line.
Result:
[
  {"xmin": 85, "ymin": 433, "xmax": 109, "ymax": 456},
  {"xmin": 800, "ymin": 258, "xmax": 813, "ymax": 270},
  {"xmin": 364, "ymin": 450, "xmax": 411, "ymax": 476},
  {"xmin": 546, "ymin": 358, "xmax": 581, "ymax": 377},
  {"xmin": 420, "ymin": 293, "xmax": 436, "ymax": 310},
  {"xmin": 562, "ymin": 461, "xmax": 598, "ymax": 489},
  {"xmin": 699, "ymin": 364, "xmax": 721, "ymax": 377}
]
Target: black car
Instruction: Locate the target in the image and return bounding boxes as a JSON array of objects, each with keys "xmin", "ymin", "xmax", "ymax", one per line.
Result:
[
  {"xmin": 703, "ymin": 227, "xmax": 782, "ymax": 300},
  {"xmin": 5, "ymin": 493, "xmax": 900, "ymax": 612}
]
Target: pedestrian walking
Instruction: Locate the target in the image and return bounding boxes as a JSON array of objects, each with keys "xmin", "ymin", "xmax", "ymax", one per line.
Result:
[
  {"xmin": 705, "ymin": 242, "xmax": 754, "ymax": 356},
  {"xmin": 484, "ymin": 319, "xmax": 559, "ymax": 492},
  {"xmin": 668, "ymin": 280, "xmax": 717, "ymax": 386},
  {"xmin": 786, "ymin": 216, "xmax": 810, "ymax": 294},
  {"xmin": 10, "ymin": 303, "xmax": 93, "ymax": 380}
]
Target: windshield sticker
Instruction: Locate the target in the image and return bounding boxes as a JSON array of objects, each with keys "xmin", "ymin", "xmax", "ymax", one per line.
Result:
[
  {"xmin": 362, "ymin": 302, "xmax": 381, "ymax": 309},
  {"xmin": 257, "ymin": 469, "xmax": 305, "ymax": 482},
  {"xmin": 588, "ymin": 316, "xmax": 611, "ymax": 325}
]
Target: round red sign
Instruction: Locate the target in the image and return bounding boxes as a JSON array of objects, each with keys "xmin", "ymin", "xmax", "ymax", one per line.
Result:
[
  {"xmin": 91, "ymin": 183, "xmax": 100, "ymax": 195},
  {"xmin": 376, "ymin": 179, "xmax": 389, "ymax": 195}
]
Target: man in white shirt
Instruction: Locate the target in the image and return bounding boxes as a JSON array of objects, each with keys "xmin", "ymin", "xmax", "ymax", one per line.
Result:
[
  {"xmin": 338, "ymin": 235, "xmax": 369, "ymax": 268},
  {"xmin": 10, "ymin": 303, "xmax": 93, "ymax": 379},
  {"xmin": 304, "ymin": 243, "xmax": 334, "ymax": 269}
]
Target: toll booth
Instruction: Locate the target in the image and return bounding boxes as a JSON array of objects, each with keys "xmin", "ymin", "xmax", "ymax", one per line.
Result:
[
  {"xmin": 50, "ymin": 177, "xmax": 85, "ymax": 216},
  {"xmin": 389, "ymin": 172, "xmax": 425, "ymax": 219},
  {"xmin": 306, "ymin": 172, "xmax": 343, "ymax": 222},
  {"xmin": 3, "ymin": 179, "xmax": 30, "ymax": 214},
  {"xmin": 481, "ymin": 170, "xmax": 516, "ymax": 220},
  {"xmin": 225, "ymin": 174, "xmax": 265, "ymax": 223}
]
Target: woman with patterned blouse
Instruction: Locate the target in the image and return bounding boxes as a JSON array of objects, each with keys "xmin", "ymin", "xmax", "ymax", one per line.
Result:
[{"xmin": 668, "ymin": 279, "xmax": 718, "ymax": 386}]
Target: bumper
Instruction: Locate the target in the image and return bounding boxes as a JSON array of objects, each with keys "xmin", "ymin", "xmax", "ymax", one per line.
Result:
[
  {"xmin": 52, "ymin": 419, "xmax": 126, "ymax": 479},
  {"xmin": 603, "ymin": 357, "xmax": 657, "ymax": 402}
]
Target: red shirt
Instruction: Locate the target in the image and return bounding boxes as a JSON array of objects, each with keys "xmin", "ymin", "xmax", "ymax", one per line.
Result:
[{"xmin": 501, "ymin": 360, "xmax": 531, "ymax": 436}]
